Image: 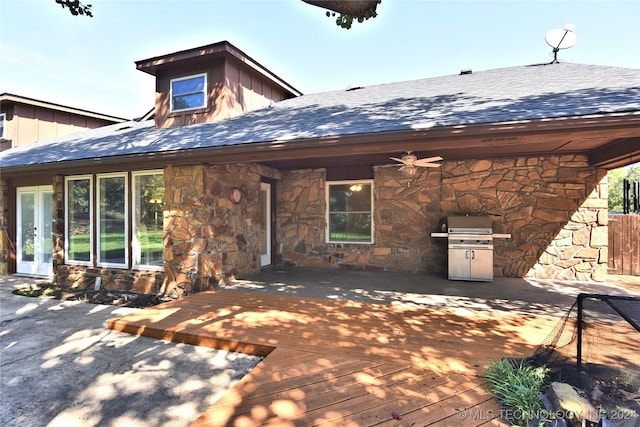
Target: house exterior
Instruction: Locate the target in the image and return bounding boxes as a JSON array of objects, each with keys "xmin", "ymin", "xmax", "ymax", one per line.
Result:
[
  {"xmin": 0, "ymin": 93, "xmax": 126, "ymax": 151},
  {"xmin": 1, "ymin": 40, "xmax": 639, "ymax": 295}
]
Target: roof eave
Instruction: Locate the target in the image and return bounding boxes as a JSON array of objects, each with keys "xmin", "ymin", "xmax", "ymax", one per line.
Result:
[
  {"xmin": 0, "ymin": 93, "xmax": 128, "ymax": 122},
  {"xmin": 2, "ymin": 112, "xmax": 638, "ymax": 178}
]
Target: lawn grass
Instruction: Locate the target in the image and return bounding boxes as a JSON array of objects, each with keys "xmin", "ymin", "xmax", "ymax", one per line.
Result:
[{"xmin": 69, "ymin": 231, "xmax": 163, "ymax": 260}]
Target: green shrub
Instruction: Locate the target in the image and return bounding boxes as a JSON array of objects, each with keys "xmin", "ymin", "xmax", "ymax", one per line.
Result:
[{"xmin": 485, "ymin": 358, "xmax": 550, "ymax": 426}]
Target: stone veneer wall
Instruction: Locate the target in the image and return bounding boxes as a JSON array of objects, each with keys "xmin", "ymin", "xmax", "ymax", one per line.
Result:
[
  {"xmin": 277, "ymin": 169, "xmax": 327, "ymax": 268},
  {"xmin": 278, "ymin": 154, "xmax": 608, "ymax": 281},
  {"xmin": 5, "ymin": 152, "xmax": 610, "ymax": 290},
  {"xmin": 440, "ymin": 155, "xmax": 608, "ymax": 281},
  {"xmin": 161, "ymin": 162, "xmax": 280, "ymax": 295},
  {"xmin": 277, "ymin": 167, "xmax": 443, "ymax": 272},
  {"xmin": 55, "ymin": 162, "xmax": 280, "ymax": 294}
]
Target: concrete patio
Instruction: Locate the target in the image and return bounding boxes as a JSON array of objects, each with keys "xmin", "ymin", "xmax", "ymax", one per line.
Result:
[
  {"xmin": 0, "ymin": 276, "xmax": 261, "ymax": 427},
  {"xmin": 222, "ymin": 267, "xmax": 640, "ymax": 315}
]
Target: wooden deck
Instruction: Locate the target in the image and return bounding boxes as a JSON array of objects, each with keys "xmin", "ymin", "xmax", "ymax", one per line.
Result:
[{"xmin": 107, "ymin": 289, "xmax": 560, "ymax": 426}]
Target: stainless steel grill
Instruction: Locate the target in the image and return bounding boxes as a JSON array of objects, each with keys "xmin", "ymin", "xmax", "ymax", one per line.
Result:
[
  {"xmin": 430, "ymin": 216, "xmax": 511, "ymax": 282},
  {"xmin": 447, "ymin": 216, "xmax": 494, "ymax": 281}
]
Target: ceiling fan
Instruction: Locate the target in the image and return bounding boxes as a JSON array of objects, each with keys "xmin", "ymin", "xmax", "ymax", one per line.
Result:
[{"xmin": 390, "ymin": 151, "xmax": 443, "ymax": 174}]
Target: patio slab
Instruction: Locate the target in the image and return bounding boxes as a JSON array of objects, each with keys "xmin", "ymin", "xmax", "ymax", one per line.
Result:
[
  {"xmin": 222, "ymin": 267, "xmax": 640, "ymax": 316},
  {"xmin": 0, "ymin": 276, "xmax": 261, "ymax": 427}
]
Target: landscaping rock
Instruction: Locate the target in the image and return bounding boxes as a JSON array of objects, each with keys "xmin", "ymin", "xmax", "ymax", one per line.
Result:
[
  {"xmin": 532, "ymin": 415, "xmax": 568, "ymax": 427},
  {"xmin": 547, "ymin": 382, "xmax": 600, "ymax": 425},
  {"xmin": 533, "ymin": 393, "xmax": 569, "ymax": 427},
  {"xmin": 591, "ymin": 386, "xmax": 604, "ymax": 404}
]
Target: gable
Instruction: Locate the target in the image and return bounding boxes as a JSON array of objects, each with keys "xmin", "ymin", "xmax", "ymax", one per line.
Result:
[{"xmin": 136, "ymin": 41, "xmax": 302, "ymax": 130}]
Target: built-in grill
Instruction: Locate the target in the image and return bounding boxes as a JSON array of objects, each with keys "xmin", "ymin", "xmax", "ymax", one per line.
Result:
[
  {"xmin": 430, "ymin": 215, "xmax": 511, "ymax": 282},
  {"xmin": 446, "ymin": 216, "xmax": 494, "ymax": 281}
]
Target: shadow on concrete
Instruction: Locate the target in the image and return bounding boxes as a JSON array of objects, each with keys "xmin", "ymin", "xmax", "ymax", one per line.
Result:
[
  {"xmin": 223, "ymin": 267, "xmax": 640, "ymax": 318},
  {"xmin": 0, "ymin": 276, "xmax": 261, "ymax": 427}
]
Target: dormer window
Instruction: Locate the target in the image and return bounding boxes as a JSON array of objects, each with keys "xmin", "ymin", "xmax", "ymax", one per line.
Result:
[
  {"xmin": 0, "ymin": 113, "xmax": 6, "ymax": 139},
  {"xmin": 136, "ymin": 41, "xmax": 302, "ymax": 128},
  {"xmin": 170, "ymin": 73, "xmax": 207, "ymax": 112}
]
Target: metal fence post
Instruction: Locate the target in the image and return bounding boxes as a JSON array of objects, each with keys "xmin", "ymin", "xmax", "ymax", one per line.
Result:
[{"xmin": 576, "ymin": 293, "xmax": 584, "ymax": 371}]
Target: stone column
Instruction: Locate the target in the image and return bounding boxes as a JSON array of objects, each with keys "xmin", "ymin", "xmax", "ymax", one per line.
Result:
[
  {"xmin": 278, "ymin": 169, "xmax": 328, "ymax": 267},
  {"xmin": 162, "ymin": 164, "xmax": 205, "ymax": 295},
  {"xmin": 162, "ymin": 163, "xmax": 264, "ymax": 295}
]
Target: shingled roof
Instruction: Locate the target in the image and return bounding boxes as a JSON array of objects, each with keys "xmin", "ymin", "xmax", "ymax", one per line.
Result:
[{"xmin": 2, "ymin": 62, "xmax": 639, "ymax": 169}]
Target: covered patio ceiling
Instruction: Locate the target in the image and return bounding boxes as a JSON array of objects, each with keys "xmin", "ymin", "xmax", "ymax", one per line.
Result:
[
  {"xmin": 261, "ymin": 125, "xmax": 640, "ymax": 171},
  {"xmin": 215, "ymin": 112, "xmax": 640, "ymax": 171}
]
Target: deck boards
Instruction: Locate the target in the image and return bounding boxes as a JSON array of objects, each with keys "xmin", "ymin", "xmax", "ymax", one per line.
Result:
[{"xmin": 107, "ymin": 289, "xmax": 558, "ymax": 426}]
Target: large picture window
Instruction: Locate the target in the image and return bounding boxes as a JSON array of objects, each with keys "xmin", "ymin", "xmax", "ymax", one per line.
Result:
[
  {"xmin": 170, "ymin": 73, "xmax": 206, "ymax": 112},
  {"xmin": 97, "ymin": 173, "xmax": 128, "ymax": 267},
  {"xmin": 326, "ymin": 180, "xmax": 373, "ymax": 243},
  {"xmin": 64, "ymin": 171, "xmax": 164, "ymax": 270},
  {"xmin": 132, "ymin": 171, "xmax": 164, "ymax": 270},
  {"xmin": 65, "ymin": 176, "xmax": 93, "ymax": 265}
]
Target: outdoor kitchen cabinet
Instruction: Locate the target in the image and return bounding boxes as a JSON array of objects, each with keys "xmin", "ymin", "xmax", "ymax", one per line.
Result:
[
  {"xmin": 447, "ymin": 245, "xmax": 493, "ymax": 281},
  {"xmin": 431, "ymin": 216, "xmax": 510, "ymax": 282},
  {"xmin": 445, "ymin": 216, "xmax": 495, "ymax": 282}
]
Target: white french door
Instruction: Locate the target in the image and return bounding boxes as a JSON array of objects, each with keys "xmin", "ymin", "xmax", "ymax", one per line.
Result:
[
  {"xmin": 16, "ymin": 186, "xmax": 53, "ymax": 277},
  {"xmin": 259, "ymin": 182, "xmax": 272, "ymax": 267}
]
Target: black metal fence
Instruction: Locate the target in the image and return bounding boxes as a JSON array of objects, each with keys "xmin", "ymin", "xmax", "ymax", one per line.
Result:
[
  {"xmin": 623, "ymin": 178, "xmax": 639, "ymax": 214},
  {"xmin": 533, "ymin": 293, "xmax": 640, "ymax": 373}
]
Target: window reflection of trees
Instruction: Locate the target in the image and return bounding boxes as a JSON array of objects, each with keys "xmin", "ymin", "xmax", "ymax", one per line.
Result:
[
  {"xmin": 134, "ymin": 173, "xmax": 164, "ymax": 267},
  {"xmin": 328, "ymin": 183, "xmax": 372, "ymax": 242}
]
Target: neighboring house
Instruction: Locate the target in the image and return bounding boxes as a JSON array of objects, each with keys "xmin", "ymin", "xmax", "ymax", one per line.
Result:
[
  {"xmin": 1, "ymin": 40, "xmax": 639, "ymax": 295},
  {"xmin": 0, "ymin": 93, "xmax": 126, "ymax": 151}
]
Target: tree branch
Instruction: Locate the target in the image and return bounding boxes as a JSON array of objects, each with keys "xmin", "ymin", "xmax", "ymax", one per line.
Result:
[
  {"xmin": 55, "ymin": 0, "xmax": 93, "ymax": 17},
  {"xmin": 301, "ymin": 0, "xmax": 380, "ymax": 17},
  {"xmin": 301, "ymin": 0, "xmax": 380, "ymax": 29}
]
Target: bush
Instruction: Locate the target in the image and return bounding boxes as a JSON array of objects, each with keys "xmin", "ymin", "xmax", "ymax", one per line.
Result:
[{"xmin": 485, "ymin": 358, "xmax": 550, "ymax": 426}]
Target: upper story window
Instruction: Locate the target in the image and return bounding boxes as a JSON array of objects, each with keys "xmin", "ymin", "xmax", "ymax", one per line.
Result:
[
  {"xmin": 0, "ymin": 113, "xmax": 6, "ymax": 139},
  {"xmin": 170, "ymin": 73, "xmax": 207, "ymax": 112},
  {"xmin": 326, "ymin": 180, "xmax": 374, "ymax": 244}
]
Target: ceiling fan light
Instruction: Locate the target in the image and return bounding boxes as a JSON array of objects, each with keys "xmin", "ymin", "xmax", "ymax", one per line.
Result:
[
  {"xmin": 403, "ymin": 154, "xmax": 417, "ymax": 163},
  {"xmin": 401, "ymin": 166, "xmax": 418, "ymax": 176}
]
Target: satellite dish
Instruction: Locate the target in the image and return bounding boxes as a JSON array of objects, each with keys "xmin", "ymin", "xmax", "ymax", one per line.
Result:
[{"xmin": 545, "ymin": 24, "xmax": 577, "ymax": 63}]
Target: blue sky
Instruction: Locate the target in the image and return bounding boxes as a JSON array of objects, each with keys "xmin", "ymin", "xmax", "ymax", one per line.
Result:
[{"xmin": 1, "ymin": 0, "xmax": 639, "ymax": 119}]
